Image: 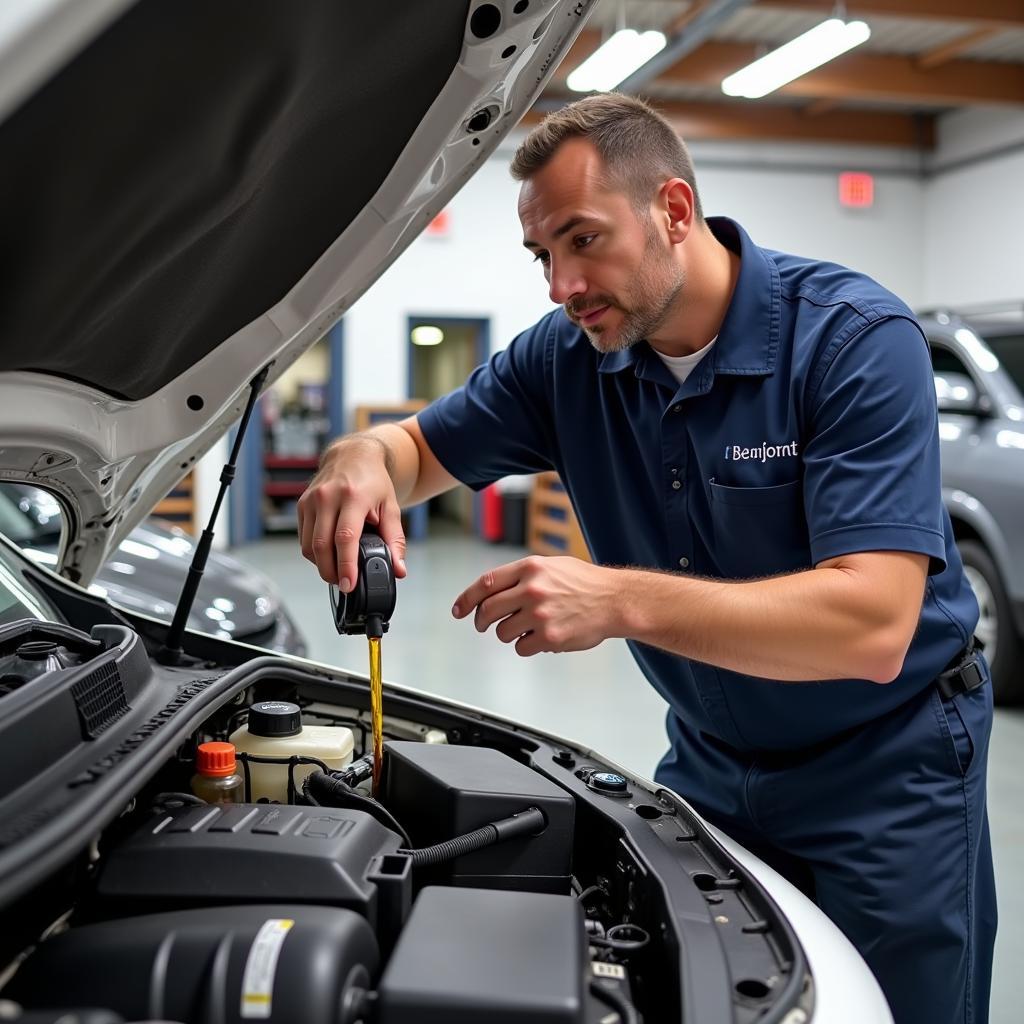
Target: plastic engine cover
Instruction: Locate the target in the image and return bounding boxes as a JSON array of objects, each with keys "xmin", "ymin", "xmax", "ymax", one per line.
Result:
[
  {"xmin": 7, "ymin": 904, "xmax": 378, "ymax": 1024},
  {"xmin": 377, "ymin": 886, "xmax": 587, "ymax": 1024},
  {"xmin": 380, "ymin": 742, "xmax": 575, "ymax": 893},
  {"xmin": 96, "ymin": 803, "xmax": 404, "ymax": 925}
]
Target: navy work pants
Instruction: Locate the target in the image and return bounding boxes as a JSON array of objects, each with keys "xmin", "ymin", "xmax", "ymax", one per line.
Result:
[{"xmin": 655, "ymin": 674, "xmax": 997, "ymax": 1024}]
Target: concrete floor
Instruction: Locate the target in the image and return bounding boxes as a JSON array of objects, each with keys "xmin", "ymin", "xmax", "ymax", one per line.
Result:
[{"xmin": 236, "ymin": 530, "xmax": 1024, "ymax": 1023}]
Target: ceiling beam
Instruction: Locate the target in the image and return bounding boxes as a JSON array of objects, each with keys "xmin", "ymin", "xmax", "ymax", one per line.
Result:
[
  {"xmin": 525, "ymin": 100, "xmax": 935, "ymax": 147},
  {"xmin": 665, "ymin": 0, "xmax": 714, "ymax": 36},
  {"xmin": 616, "ymin": 0, "xmax": 754, "ymax": 92},
  {"xmin": 655, "ymin": 41, "xmax": 1024, "ymax": 105},
  {"xmin": 917, "ymin": 26, "xmax": 1001, "ymax": 69},
  {"xmin": 803, "ymin": 98, "xmax": 839, "ymax": 116},
  {"xmin": 756, "ymin": 0, "xmax": 1024, "ymax": 28}
]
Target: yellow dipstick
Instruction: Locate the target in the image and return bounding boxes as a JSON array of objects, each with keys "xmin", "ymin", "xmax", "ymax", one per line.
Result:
[{"xmin": 368, "ymin": 635, "xmax": 383, "ymax": 795}]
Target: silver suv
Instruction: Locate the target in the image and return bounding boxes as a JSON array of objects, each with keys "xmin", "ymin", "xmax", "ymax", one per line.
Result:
[{"xmin": 919, "ymin": 307, "xmax": 1024, "ymax": 704}]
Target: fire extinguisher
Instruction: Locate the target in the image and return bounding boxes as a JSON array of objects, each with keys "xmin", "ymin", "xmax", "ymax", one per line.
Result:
[{"xmin": 482, "ymin": 483, "xmax": 504, "ymax": 542}]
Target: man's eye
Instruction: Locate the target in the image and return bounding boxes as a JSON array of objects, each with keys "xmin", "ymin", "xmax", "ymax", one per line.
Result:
[
  {"xmin": 533, "ymin": 251, "xmax": 550, "ymax": 265},
  {"xmin": 575, "ymin": 234, "xmax": 596, "ymax": 249}
]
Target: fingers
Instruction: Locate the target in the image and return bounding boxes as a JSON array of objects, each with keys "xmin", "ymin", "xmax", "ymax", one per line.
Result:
[
  {"xmin": 515, "ymin": 632, "xmax": 545, "ymax": 658},
  {"xmin": 297, "ymin": 494, "xmax": 318, "ymax": 568},
  {"xmin": 474, "ymin": 589, "xmax": 522, "ymax": 634},
  {"xmin": 452, "ymin": 561, "xmax": 526, "ymax": 620},
  {"xmin": 378, "ymin": 502, "xmax": 408, "ymax": 579},
  {"xmin": 494, "ymin": 609, "xmax": 531, "ymax": 644},
  {"xmin": 299, "ymin": 492, "xmax": 341, "ymax": 585},
  {"xmin": 333, "ymin": 505, "xmax": 366, "ymax": 593}
]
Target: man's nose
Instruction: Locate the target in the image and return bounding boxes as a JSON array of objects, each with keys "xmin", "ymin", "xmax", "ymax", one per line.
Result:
[{"xmin": 547, "ymin": 258, "xmax": 586, "ymax": 306}]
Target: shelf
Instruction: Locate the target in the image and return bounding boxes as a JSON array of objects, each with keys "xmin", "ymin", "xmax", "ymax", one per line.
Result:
[
  {"xmin": 264, "ymin": 482, "xmax": 308, "ymax": 498},
  {"xmin": 528, "ymin": 473, "xmax": 590, "ymax": 561}
]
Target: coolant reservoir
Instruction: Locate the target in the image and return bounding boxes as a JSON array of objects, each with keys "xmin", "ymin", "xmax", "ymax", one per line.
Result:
[{"xmin": 228, "ymin": 701, "xmax": 354, "ymax": 803}]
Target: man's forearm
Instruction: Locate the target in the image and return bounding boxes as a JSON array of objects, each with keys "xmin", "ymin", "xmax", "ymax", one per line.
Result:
[{"xmin": 614, "ymin": 557, "xmax": 924, "ymax": 683}]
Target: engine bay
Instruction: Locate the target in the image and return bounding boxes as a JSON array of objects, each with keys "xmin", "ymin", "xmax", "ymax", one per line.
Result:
[{"xmin": 0, "ymin": 616, "xmax": 813, "ymax": 1023}]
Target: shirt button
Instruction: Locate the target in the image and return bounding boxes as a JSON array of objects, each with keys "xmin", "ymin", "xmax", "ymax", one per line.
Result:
[
  {"xmin": 671, "ymin": 480, "xmax": 682, "ymax": 490},
  {"xmin": 672, "ymin": 404, "xmax": 682, "ymax": 413},
  {"xmin": 678, "ymin": 557, "xmax": 690, "ymax": 569}
]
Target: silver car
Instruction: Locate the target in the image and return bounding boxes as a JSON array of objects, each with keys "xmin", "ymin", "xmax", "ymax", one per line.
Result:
[{"xmin": 921, "ymin": 309, "xmax": 1024, "ymax": 704}]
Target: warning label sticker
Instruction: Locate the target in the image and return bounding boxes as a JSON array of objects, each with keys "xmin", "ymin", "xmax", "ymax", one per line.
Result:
[{"xmin": 240, "ymin": 918, "xmax": 294, "ymax": 1019}]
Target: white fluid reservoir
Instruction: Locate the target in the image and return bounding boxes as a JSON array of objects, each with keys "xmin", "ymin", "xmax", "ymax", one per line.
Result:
[{"xmin": 228, "ymin": 700, "xmax": 354, "ymax": 803}]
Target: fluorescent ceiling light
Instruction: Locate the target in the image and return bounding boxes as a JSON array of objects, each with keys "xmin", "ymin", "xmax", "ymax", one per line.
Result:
[
  {"xmin": 722, "ymin": 18, "xmax": 870, "ymax": 99},
  {"xmin": 567, "ymin": 29, "xmax": 666, "ymax": 92},
  {"xmin": 411, "ymin": 325, "xmax": 444, "ymax": 346}
]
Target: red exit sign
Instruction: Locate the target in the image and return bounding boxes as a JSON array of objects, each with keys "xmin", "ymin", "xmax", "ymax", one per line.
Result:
[{"xmin": 838, "ymin": 172, "xmax": 874, "ymax": 208}]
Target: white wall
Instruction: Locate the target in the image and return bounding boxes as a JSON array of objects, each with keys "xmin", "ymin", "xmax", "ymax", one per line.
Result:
[
  {"xmin": 693, "ymin": 140, "xmax": 924, "ymax": 305},
  {"xmin": 342, "ymin": 134, "xmax": 926, "ymax": 425},
  {"xmin": 922, "ymin": 108, "xmax": 1024, "ymax": 309}
]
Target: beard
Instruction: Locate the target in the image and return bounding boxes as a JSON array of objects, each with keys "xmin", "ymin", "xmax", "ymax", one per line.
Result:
[{"xmin": 567, "ymin": 228, "xmax": 685, "ymax": 353}]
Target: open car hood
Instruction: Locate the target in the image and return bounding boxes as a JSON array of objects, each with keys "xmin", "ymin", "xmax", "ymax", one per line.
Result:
[{"xmin": 0, "ymin": 0, "xmax": 594, "ymax": 583}]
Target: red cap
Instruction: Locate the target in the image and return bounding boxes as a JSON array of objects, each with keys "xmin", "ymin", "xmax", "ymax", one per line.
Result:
[{"xmin": 197, "ymin": 741, "xmax": 237, "ymax": 777}]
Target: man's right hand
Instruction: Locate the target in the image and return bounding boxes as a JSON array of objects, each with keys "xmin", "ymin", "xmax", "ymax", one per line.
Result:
[{"xmin": 297, "ymin": 435, "xmax": 408, "ymax": 591}]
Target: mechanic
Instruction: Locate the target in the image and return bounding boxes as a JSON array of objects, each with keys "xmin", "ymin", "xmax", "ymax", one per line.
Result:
[{"xmin": 298, "ymin": 93, "xmax": 995, "ymax": 1024}]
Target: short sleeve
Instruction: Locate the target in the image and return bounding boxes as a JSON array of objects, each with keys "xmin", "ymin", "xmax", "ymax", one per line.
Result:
[
  {"xmin": 417, "ymin": 315, "xmax": 557, "ymax": 491},
  {"xmin": 803, "ymin": 316, "xmax": 947, "ymax": 573}
]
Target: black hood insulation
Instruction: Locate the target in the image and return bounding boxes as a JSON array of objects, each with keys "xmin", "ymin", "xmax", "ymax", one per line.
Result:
[{"xmin": 0, "ymin": 0, "xmax": 470, "ymax": 400}]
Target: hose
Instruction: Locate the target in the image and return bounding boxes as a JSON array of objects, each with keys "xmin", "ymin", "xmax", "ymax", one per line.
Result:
[
  {"xmin": 589, "ymin": 977, "xmax": 640, "ymax": 1024},
  {"xmin": 337, "ymin": 754, "xmax": 375, "ymax": 788},
  {"xmin": 397, "ymin": 806, "xmax": 546, "ymax": 866},
  {"xmin": 303, "ymin": 770, "xmax": 411, "ymax": 846},
  {"xmin": 303, "ymin": 773, "xmax": 546, "ymax": 867}
]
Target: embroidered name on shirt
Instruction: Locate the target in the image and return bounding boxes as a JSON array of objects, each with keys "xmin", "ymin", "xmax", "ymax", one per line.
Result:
[{"xmin": 725, "ymin": 441, "xmax": 799, "ymax": 463}]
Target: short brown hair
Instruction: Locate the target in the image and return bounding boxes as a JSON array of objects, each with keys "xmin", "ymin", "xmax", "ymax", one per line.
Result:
[{"xmin": 510, "ymin": 93, "xmax": 703, "ymax": 220}]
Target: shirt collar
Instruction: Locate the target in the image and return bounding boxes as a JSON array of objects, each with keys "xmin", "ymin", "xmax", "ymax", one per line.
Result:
[{"xmin": 597, "ymin": 216, "xmax": 779, "ymax": 378}]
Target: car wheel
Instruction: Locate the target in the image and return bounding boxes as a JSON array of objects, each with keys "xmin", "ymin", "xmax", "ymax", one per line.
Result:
[{"xmin": 958, "ymin": 539, "xmax": 1023, "ymax": 705}]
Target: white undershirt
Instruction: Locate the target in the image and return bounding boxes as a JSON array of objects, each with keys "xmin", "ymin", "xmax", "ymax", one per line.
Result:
[{"xmin": 653, "ymin": 335, "xmax": 718, "ymax": 387}]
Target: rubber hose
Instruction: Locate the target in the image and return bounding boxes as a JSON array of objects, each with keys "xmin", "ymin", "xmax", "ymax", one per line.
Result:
[
  {"xmin": 303, "ymin": 771, "xmax": 411, "ymax": 846},
  {"xmin": 401, "ymin": 823, "xmax": 500, "ymax": 866},
  {"xmin": 399, "ymin": 806, "xmax": 546, "ymax": 866},
  {"xmin": 589, "ymin": 977, "xmax": 640, "ymax": 1024}
]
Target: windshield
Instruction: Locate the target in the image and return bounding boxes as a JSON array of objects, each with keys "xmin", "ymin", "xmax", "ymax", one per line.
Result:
[
  {"xmin": 982, "ymin": 333, "xmax": 1024, "ymax": 394},
  {"xmin": 0, "ymin": 535, "xmax": 62, "ymax": 627},
  {"xmin": 0, "ymin": 485, "xmax": 64, "ymax": 547}
]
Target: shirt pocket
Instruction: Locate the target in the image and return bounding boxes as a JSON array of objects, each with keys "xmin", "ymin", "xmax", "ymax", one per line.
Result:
[{"xmin": 708, "ymin": 478, "xmax": 810, "ymax": 577}]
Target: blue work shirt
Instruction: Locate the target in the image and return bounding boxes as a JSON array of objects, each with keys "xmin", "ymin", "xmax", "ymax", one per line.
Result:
[{"xmin": 418, "ymin": 217, "xmax": 979, "ymax": 752}]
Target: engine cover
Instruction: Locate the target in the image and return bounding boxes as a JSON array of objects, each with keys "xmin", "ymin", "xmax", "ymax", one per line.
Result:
[{"xmin": 97, "ymin": 802, "xmax": 405, "ymax": 928}]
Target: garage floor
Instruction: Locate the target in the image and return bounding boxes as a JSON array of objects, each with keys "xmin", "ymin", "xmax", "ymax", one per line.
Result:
[{"xmin": 236, "ymin": 530, "xmax": 1023, "ymax": 1023}]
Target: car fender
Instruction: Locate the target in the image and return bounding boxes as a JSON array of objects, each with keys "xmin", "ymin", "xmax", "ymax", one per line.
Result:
[{"xmin": 704, "ymin": 821, "xmax": 894, "ymax": 1023}]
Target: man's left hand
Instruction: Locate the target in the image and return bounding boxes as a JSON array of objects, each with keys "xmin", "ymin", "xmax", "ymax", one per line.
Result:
[{"xmin": 452, "ymin": 555, "xmax": 619, "ymax": 657}]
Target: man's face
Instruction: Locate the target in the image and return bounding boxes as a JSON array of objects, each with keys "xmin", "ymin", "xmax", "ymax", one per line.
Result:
[{"xmin": 518, "ymin": 138, "xmax": 684, "ymax": 352}]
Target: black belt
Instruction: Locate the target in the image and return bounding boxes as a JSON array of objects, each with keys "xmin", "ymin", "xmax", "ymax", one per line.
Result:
[{"xmin": 936, "ymin": 638, "xmax": 987, "ymax": 701}]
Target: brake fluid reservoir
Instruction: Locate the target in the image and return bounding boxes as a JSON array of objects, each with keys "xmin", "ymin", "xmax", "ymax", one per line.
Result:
[{"xmin": 228, "ymin": 701, "xmax": 354, "ymax": 803}]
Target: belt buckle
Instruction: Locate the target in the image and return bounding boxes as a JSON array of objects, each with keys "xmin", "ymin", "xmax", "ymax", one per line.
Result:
[
  {"xmin": 958, "ymin": 656, "xmax": 985, "ymax": 693},
  {"xmin": 937, "ymin": 653, "xmax": 985, "ymax": 700}
]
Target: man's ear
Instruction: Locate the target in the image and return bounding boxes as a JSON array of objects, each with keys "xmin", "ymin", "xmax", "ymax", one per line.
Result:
[{"xmin": 660, "ymin": 178, "xmax": 695, "ymax": 243}]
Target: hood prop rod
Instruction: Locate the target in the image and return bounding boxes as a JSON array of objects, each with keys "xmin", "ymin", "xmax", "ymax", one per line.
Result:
[{"xmin": 157, "ymin": 364, "xmax": 272, "ymax": 666}]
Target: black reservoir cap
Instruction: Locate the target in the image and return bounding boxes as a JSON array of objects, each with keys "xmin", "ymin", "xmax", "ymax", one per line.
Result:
[
  {"xmin": 16, "ymin": 641, "xmax": 60, "ymax": 660},
  {"xmin": 247, "ymin": 700, "xmax": 302, "ymax": 738}
]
